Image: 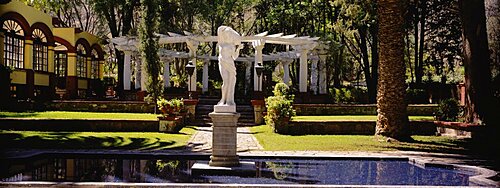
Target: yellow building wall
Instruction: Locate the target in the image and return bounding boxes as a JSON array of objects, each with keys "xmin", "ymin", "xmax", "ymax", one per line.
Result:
[
  {"xmin": 48, "ymin": 46, "xmax": 54, "ymax": 73},
  {"xmin": 11, "ymin": 70, "xmax": 26, "ymax": 84},
  {"xmin": 99, "ymin": 60, "xmax": 104, "ymax": 79},
  {"xmin": 34, "ymin": 73, "xmax": 50, "ymax": 86},
  {"xmin": 0, "ymin": 1, "xmax": 53, "ymax": 30},
  {"xmin": 76, "ymin": 32, "xmax": 101, "ymax": 46},
  {"xmin": 78, "ymin": 79, "xmax": 88, "ymax": 89},
  {"xmin": 53, "ymin": 28, "xmax": 76, "ymax": 47},
  {"xmin": 24, "ymin": 40, "xmax": 33, "ymax": 69},
  {"xmin": 67, "ymin": 53, "xmax": 77, "ymax": 77},
  {"xmin": 86, "ymin": 57, "xmax": 92, "ymax": 78}
]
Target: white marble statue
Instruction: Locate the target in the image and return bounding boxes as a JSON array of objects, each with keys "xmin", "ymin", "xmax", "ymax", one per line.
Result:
[{"xmin": 216, "ymin": 26, "xmax": 243, "ymax": 111}]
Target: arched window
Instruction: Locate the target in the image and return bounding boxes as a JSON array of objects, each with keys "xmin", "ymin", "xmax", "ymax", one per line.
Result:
[
  {"xmin": 76, "ymin": 44, "xmax": 87, "ymax": 78},
  {"xmin": 90, "ymin": 49, "xmax": 99, "ymax": 79},
  {"xmin": 32, "ymin": 29, "xmax": 48, "ymax": 71},
  {"xmin": 3, "ymin": 20, "xmax": 25, "ymax": 68},
  {"xmin": 54, "ymin": 42, "xmax": 67, "ymax": 78}
]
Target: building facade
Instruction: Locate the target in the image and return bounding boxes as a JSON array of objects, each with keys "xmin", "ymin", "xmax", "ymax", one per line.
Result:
[{"xmin": 0, "ymin": 1, "xmax": 105, "ymax": 101}]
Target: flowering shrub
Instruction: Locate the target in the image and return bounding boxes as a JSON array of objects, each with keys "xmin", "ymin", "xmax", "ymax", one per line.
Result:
[{"xmin": 264, "ymin": 83, "xmax": 295, "ymax": 132}]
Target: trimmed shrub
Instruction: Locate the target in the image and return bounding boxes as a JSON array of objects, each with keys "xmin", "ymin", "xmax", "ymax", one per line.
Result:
[
  {"xmin": 436, "ymin": 98, "xmax": 461, "ymax": 122},
  {"xmin": 265, "ymin": 83, "xmax": 295, "ymax": 133}
]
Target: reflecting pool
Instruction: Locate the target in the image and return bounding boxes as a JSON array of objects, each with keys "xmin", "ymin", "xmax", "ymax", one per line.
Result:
[{"xmin": 1, "ymin": 155, "xmax": 477, "ymax": 186}]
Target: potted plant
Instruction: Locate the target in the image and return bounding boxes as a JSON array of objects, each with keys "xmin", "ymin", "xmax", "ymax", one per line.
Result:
[
  {"xmin": 264, "ymin": 83, "xmax": 296, "ymax": 133},
  {"xmin": 157, "ymin": 98, "xmax": 185, "ymax": 133}
]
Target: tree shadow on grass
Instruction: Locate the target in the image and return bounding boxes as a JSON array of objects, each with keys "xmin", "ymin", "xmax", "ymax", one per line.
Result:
[
  {"xmin": 382, "ymin": 137, "xmax": 475, "ymax": 154},
  {"xmin": 0, "ymin": 112, "xmax": 41, "ymax": 118},
  {"xmin": 0, "ymin": 132, "xmax": 182, "ymax": 151}
]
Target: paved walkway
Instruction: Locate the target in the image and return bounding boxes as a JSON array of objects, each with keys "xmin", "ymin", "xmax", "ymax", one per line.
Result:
[{"xmin": 186, "ymin": 126, "xmax": 263, "ymax": 153}]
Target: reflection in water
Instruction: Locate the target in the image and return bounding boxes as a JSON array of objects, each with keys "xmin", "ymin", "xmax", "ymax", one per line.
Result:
[{"xmin": 1, "ymin": 157, "xmax": 473, "ymax": 186}]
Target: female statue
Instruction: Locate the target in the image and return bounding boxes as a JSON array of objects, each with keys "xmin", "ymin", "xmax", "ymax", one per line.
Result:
[{"xmin": 217, "ymin": 26, "xmax": 243, "ymax": 107}]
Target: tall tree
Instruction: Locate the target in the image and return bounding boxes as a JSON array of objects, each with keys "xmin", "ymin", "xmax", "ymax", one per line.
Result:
[
  {"xmin": 376, "ymin": 0, "xmax": 412, "ymax": 141},
  {"xmin": 458, "ymin": 0, "xmax": 494, "ymax": 125},
  {"xmin": 21, "ymin": 0, "xmax": 107, "ymax": 37},
  {"xmin": 92, "ymin": 0, "xmax": 138, "ymax": 98},
  {"xmin": 139, "ymin": 0, "xmax": 162, "ymax": 108},
  {"xmin": 334, "ymin": 0, "xmax": 379, "ymax": 103}
]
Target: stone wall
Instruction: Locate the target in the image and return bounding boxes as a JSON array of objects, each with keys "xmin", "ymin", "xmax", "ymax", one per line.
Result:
[
  {"xmin": 46, "ymin": 100, "xmax": 156, "ymax": 113},
  {"xmin": 293, "ymin": 104, "xmax": 438, "ymax": 116},
  {"xmin": 0, "ymin": 118, "xmax": 159, "ymax": 132},
  {"xmin": 279, "ymin": 120, "xmax": 437, "ymax": 135}
]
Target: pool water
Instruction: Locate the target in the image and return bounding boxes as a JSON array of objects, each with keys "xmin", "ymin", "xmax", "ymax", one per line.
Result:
[{"xmin": 1, "ymin": 155, "xmax": 476, "ymax": 186}]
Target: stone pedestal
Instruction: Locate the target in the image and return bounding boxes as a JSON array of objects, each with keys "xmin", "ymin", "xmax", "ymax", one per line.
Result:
[{"xmin": 209, "ymin": 112, "xmax": 240, "ymax": 167}]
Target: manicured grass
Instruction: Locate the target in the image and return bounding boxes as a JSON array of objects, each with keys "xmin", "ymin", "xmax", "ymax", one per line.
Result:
[
  {"xmin": 291, "ymin": 115, "xmax": 434, "ymax": 121},
  {"xmin": 0, "ymin": 126, "xmax": 197, "ymax": 150},
  {"xmin": 250, "ymin": 125, "xmax": 468, "ymax": 153},
  {"xmin": 0, "ymin": 111, "xmax": 158, "ymax": 120}
]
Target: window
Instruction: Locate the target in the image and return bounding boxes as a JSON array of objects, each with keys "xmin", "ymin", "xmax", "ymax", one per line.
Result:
[
  {"xmin": 54, "ymin": 52, "xmax": 67, "ymax": 77},
  {"xmin": 32, "ymin": 29, "xmax": 48, "ymax": 71},
  {"xmin": 3, "ymin": 20, "xmax": 25, "ymax": 68},
  {"xmin": 90, "ymin": 50, "xmax": 99, "ymax": 79},
  {"xmin": 76, "ymin": 44, "xmax": 87, "ymax": 78}
]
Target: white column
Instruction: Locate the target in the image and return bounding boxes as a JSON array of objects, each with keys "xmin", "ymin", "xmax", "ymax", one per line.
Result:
[
  {"xmin": 134, "ymin": 55, "xmax": 141, "ymax": 90},
  {"xmin": 140, "ymin": 55, "xmax": 147, "ymax": 91},
  {"xmin": 310, "ymin": 58, "xmax": 319, "ymax": 94},
  {"xmin": 319, "ymin": 54, "xmax": 328, "ymax": 94},
  {"xmin": 163, "ymin": 58, "xmax": 171, "ymax": 88},
  {"xmin": 282, "ymin": 60, "xmax": 292, "ymax": 86},
  {"xmin": 123, "ymin": 51, "xmax": 132, "ymax": 90},
  {"xmin": 202, "ymin": 59, "xmax": 209, "ymax": 93},
  {"xmin": 186, "ymin": 40, "xmax": 199, "ymax": 92},
  {"xmin": 253, "ymin": 39, "xmax": 265, "ymax": 91},
  {"xmin": 298, "ymin": 48, "xmax": 308, "ymax": 92},
  {"xmin": 245, "ymin": 61, "xmax": 252, "ymax": 95}
]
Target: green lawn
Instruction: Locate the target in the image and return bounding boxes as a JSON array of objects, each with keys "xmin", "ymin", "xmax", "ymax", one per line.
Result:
[
  {"xmin": 292, "ymin": 115, "xmax": 434, "ymax": 121},
  {"xmin": 0, "ymin": 111, "xmax": 158, "ymax": 120},
  {"xmin": 0, "ymin": 126, "xmax": 196, "ymax": 150},
  {"xmin": 250, "ymin": 125, "xmax": 468, "ymax": 153}
]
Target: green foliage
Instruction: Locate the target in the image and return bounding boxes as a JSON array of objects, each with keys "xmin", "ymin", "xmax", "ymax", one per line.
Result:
[
  {"xmin": 272, "ymin": 83, "xmax": 291, "ymax": 98},
  {"xmin": 157, "ymin": 98, "xmax": 184, "ymax": 116},
  {"xmin": 264, "ymin": 83, "xmax": 295, "ymax": 132},
  {"xmin": 406, "ymin": 88, "xmax": 428, "ymax": 104},
  {"xmin": 329, "ymin": 88, "xmax": 353, "ymax": 103},
  {"xmin": 139, "ymin": 0, "xmax": 163, "ymax": 106},
  {"xmin": 437, "ymin": 98, "xmax": 461, "ymax": 122}
]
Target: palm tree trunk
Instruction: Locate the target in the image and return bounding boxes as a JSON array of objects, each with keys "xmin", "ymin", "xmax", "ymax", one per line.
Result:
[{"xmin": 376, "ymin": 0, "xmax": 412, "ymax": 141}]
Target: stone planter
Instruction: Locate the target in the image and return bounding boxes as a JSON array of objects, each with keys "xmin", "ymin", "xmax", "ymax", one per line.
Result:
[
  {"xmin": 273, "ymin": 116, "xmax": 291, "ymax": 134},
  {"xmin": 158, "ymin": 116, "xmax": 184, "ymax": 133},
  {"xmin": 251, "ymin": 99, "xmax": 265, "ymax": 125},
  {"xmin": 183, "ymin": 99, "xmax": 198, "ymax": 123}
]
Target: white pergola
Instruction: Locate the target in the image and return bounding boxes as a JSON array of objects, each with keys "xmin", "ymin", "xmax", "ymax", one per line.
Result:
[{"xmin": 111, "ymin": 31, "xmax": 329, "ymax": 95}]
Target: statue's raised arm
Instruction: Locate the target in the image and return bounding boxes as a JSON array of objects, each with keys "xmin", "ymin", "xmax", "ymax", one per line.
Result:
[{"xmin": 215, "ymin": 26, "xmax": 241, "ymax": 112}]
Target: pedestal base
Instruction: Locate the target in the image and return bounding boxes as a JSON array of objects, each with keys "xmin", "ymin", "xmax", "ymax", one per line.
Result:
[
  {"xmin": 213, "ymin": 104, "xmax": 236, "ymax": 113},
  {"xmin": 192, "ymin": 161, "xmax": 256, "ymax": 176},
  {"xmin": 209, "ymin": 155, "xmax": 240, "ymax": 167},
  {"xmin": 209, "ymin": 112, "xmax": 240, "ymax": 167}
]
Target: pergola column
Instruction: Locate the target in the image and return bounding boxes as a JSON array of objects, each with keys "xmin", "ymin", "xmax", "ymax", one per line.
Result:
[
  {"xmin": 161, "ymin": 57, "xmax": 172, "ymax": 88},
  {"xmin": 298, "ymin": 48, "xmax": 308, "ymax": 92},
  {"xmin": 202, "ymin": 58, "xmax": 209, "ymax": 93},
  {"xmin": 319, "ymin": 53, "xmax": 328, "ymax": 94},
  {"xmin": 253, "ymin": 39, "xmax": 265, "ymax": 91},
  {"xmin": 310, "ymin": 57, "xmax": 319, "ymax": 94},
  {"xmin": 134, "ymin": 54, "xmax": 141, "ymax": 90},
  {"xmin": 282, "ymin": 59, "xmax": 292, "ymax": 86},
  {"xmin": 295, "ymin": 44, "xmax": 315, "ymax": 93},
  {"xmin": 123, "ymin": 51, "xmax": 132, "ymax": 90},
  {"xmin": 186, "ymin": 40, "xmax": 199, "ymax": 92}
]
